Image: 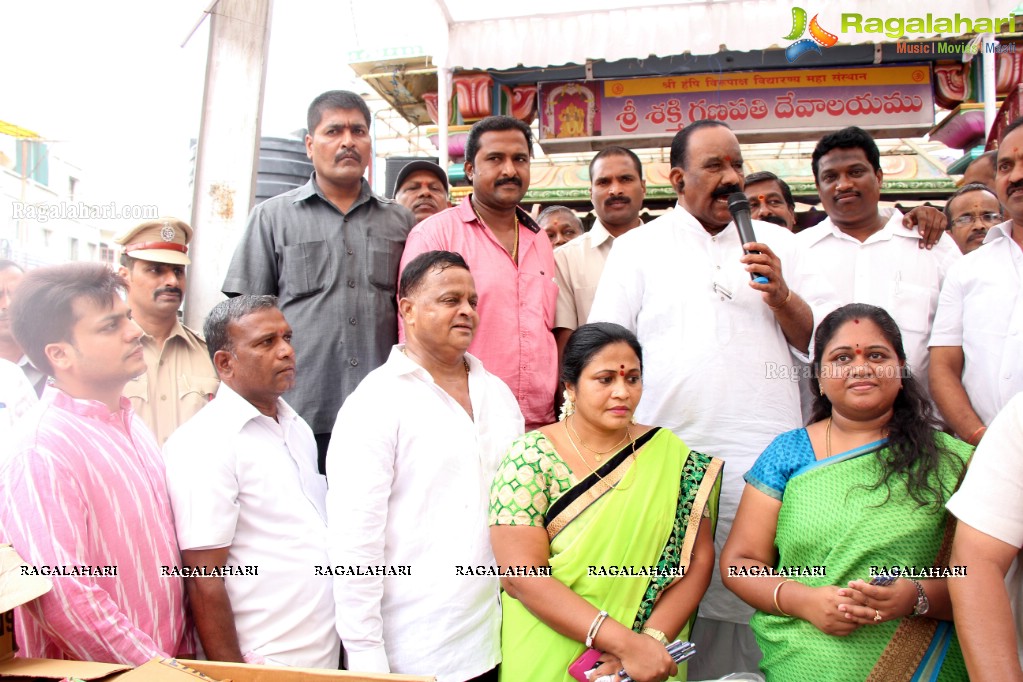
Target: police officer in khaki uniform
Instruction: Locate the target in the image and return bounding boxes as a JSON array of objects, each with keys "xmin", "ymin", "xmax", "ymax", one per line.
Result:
[{"xmin": 116, "ymin": 218, "xmax": 219, "ymax": 444}]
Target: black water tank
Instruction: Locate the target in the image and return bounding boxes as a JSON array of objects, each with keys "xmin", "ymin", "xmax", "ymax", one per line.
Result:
[
  {"xmin": 189, "ymin": 137, "xmax": 313, "ymax": 209},
  {"xmin": 256, "ymin": 137, "xmax": 313, "ymax": 204}
]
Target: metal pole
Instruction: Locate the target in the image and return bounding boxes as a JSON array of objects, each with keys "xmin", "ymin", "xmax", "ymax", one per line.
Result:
[
  {"xmin": 982, "ymin": 33, "xmax": 997, "ymax": 140},
  {"xmin": 438, "ymin": 67, "xmax": 451, "ymax": 178},
  {"xmin": 186, "ymin": 0, "xmax": 273, "ymax": 328}
]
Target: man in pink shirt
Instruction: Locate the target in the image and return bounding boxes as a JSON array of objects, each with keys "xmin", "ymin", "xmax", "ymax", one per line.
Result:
[
  {"xmin": 1, "ymin": 262, "xmax": 189, "ymax": 665},
  {"xmin": 398, "ymin": 115, "xmax": 558, "ymax": 428}
]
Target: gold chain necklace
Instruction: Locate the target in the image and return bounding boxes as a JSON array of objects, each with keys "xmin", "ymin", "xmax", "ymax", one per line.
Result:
[
  {"xmin": 471, "ymin": 198, "xmax": 519, "ymax": 263},
  {"xmin": 825, "ymin": 416, "xmax": 886, "ymax": 459},
  {"xmin": 567, "ymin": 414, "xmax": 629, "ymax": 461},
  {"xmin": 564, "ymin": 420, "xmax": 633, "ymax": 484}
]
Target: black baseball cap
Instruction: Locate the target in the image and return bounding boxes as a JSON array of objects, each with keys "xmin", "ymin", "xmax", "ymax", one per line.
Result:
[{"xmin": 393, "ymin": 160, "xmax": 449, "ymax": 198}]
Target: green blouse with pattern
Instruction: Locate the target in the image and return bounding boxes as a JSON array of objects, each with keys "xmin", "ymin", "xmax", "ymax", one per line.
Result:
[{"xmin": 489, "ymin": 431, "xmax": 578, "ymax": 527}]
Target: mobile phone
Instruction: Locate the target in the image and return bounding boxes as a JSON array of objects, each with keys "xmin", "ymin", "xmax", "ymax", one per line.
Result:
[
  {"xmin": 568, "ymin": 648, "xmax": 603, "ymax": 682},
  {"xmin": 619, "ymin": 641, "xmax": 697, "ymax": 682},
  {"xmin": 869, "ymin": 573, "xmax": 898, "ymax": 587}
]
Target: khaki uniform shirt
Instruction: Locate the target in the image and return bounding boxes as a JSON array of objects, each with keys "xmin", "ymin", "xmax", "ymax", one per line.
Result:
[{"xmin": 124, "ymin": 320, "xmax": 219, "ymax": 445}]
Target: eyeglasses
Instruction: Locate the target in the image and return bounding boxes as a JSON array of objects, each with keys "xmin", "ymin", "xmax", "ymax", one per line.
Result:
[{"xmin": 952, "ymin": 212, "xmax": 1003, "ymax": 227}]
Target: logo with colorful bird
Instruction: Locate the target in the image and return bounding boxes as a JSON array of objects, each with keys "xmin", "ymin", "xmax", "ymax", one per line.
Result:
[{"xmin": 784, "ymin": 7, "xmax": 839, "ymax": 62}]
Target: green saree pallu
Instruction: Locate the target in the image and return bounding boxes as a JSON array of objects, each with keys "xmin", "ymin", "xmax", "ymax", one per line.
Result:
[
  {"xmin": 750, "ymin": 433, "xmax": 971, "ymax": 682},
  {"xmin": 497, "ymin": 428, "xmax": 722, "ymax": 682}
]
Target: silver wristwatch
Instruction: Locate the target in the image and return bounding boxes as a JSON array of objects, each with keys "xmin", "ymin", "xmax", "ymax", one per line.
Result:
[{"xmin": 909, "ymin": 579, "xmax": 929, "ymax": 617}]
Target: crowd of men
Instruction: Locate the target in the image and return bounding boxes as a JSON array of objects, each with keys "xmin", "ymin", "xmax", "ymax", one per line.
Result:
[{"xmin": 1, "ymin": 88, "xmax": 1022, "ymax": 681}]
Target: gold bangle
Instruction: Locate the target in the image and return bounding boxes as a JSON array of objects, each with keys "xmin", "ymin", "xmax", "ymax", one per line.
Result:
[
  {"xmin": 641, "ymin": 627, "xmax": 669, "ymax": 645},
  {"xmin": 773, "ymin": 579, "xmax": 796, "ymax": 616},
  {"xmin": 768, "ymin": 289, "xmax": 793, "ymax": 310}
]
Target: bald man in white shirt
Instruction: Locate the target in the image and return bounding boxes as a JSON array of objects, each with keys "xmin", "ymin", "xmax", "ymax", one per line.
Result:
[{"xmin": 328, "ymin": 250, "xmax": 523, "ymax": 682}]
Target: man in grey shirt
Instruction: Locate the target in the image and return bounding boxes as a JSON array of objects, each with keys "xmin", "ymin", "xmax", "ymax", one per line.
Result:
[{"xmin": 223, "ymin": 90, "xmax": 415, "ymax": 472}]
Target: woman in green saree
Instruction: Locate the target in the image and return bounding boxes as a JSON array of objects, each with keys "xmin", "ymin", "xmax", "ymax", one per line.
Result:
[
  {"xmin": 490, "ymin": 322, "xmax": 721, "ymax": 682},
  {"xmin": 722, "ymin": 304, "xmax": 971, "ymax": 682}
]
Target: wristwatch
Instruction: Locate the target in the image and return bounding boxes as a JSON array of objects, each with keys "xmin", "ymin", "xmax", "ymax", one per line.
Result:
[
  {"xmin": 641, "ymin": 627, "xmax": 670, "ymax": 645},
  {"xmin": 908, "ymin": 579, "xmax": 929, "ymax": 617}
]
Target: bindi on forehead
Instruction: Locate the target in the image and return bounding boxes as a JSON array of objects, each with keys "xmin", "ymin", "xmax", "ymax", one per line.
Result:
[
  {"xmin": 758, "ymin": 194, "xmax": 766, "ymax": 202},
  {"xmin": 620, "ymin": 364, "xmax": 625, "ymax": 376}
]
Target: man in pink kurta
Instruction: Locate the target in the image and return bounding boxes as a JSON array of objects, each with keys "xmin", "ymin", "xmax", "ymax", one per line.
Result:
[
  {"xmin": 0, "ymin": 262, "xmax": 189, "ymax": 665},
  {"xmin": 398, "ymin": 116, "xmax": 558, "ymax": 429}
]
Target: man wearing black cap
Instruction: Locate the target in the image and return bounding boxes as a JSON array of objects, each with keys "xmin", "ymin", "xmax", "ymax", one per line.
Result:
[
  {"xmin": 393, "ymin": 160, "xmax": 449, "ymax": 224},
  {"xmin": 117, "ymin": 217, "xmax": 219, "ymax": 445}
]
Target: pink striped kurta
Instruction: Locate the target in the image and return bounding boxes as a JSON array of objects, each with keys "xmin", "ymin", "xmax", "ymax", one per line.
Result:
[{"xmin": 0, "ymin": 387, "xmax": 189, "ymax": 665}]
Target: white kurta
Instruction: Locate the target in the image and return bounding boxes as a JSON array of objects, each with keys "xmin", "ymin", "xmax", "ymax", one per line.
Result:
[
  {"xmin": 589, "ymin": 203, "xmax": 839, "ymax": 623},
  {"xmin": 163, "ymin": 383, "xmax": 340, "ymax": 669},
  {"xmin": 794, "ymin": 207, "xmax": 960, "ymax": 394},
  {"xmin": 929, "ymin": 221, "xmax": 1023, "ymax": 425},
  {"xmin": 327, "ymin": 347, "xmax": 524, "ymax": 682},
  {"xmin": 946, "ymin": 392, "xmax": 1023, "ymax": 669}
]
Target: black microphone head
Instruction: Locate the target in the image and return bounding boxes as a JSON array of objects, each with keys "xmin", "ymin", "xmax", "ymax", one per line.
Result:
[{"xmin": 727, "ymin": 192, "xmax": 750, "ymax": 217}]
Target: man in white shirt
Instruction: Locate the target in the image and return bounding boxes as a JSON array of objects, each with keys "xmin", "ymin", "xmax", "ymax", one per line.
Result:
[
  {"xmin": 538, "ymin": 205, "xmax": 584, "ymax": 248},
  {"xmin": 795, "ymin": 126, "xmax": 960, "ymax": 395},
  {"xmin": 554, "ymin": 146, "xmax": 647, "ymax": 358},
  {"xmin": 0, "ymin": 357, "xmax": 36, "ymax": 462},
  {"xmin": 0, "ymin": 261, "xmax": 46, "ymax": 395},
  {"xmin": 930, "ymin": 117, "xmax": 1023, "ymax": 446},
  {"xmin": 944, "ymin": 182, "xmax": 1003, "ymax": 255},
  {"xmin": 947, "ymin": 393, "xmax": 1023, "ymax": 679},
  {"xmin": 588, "ymin": 120, "xmax": 838, "ymax": 679},
  {"xmin": 327, "ymin": 250, "xmax": 523, "ymax": 682},
  {"xmin": 163, "ymin": 295, "xmax": 340, "ymax": 668},
  {"xmin": 743, "ymin": 171, "xmax": 797, "ymax": 231}
]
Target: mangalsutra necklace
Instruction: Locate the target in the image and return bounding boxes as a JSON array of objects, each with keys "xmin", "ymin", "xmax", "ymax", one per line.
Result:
[
  {"xmin": 471, "ymin": 198, "xmax": 519, "ymax": 263},
  {"xmin": 564, "ymin": 419, "xmax": 634, "ymax": 484},
  {"xmin": 567, "ymin": 414, "xmax": 628, "ymax": 461},
  {"xmin": 825, "ymin": 416, "xmax": 887, "ymax": 459}
]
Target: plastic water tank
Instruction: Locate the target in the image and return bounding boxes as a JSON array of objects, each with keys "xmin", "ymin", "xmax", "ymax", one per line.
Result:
[{"xmin": 255, "ymin": 137, "xmax": 313, "ymax": 204}]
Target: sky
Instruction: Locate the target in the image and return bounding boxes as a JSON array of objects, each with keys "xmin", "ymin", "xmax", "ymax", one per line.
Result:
[
  {"xmin": 4, "ymin": 0, "xmax": 1017, "ymax": 233},
  {"xmin": 2, "ymin": 1, "xmax": 367, "ymax": 228}
]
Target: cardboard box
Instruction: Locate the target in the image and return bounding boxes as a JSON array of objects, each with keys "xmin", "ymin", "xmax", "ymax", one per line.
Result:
[
  {"xmin": 0, "ymin": 544, "xmax": 130, "ymax": 680},
  {"xmin": 0, "ymin": 656, "xmax": 435, "ymax": 682},
  {"xmin": 0, "ymin": 545, "xmax": 433, "ymax": 681},
  {"xmin": 0, "ymin": 544, "xmax": 52, "ymax": 663},
  {"xmin": 0, "ymin": 657, "xmax": 129, "ymax": 680},
  {"xmin": 115, "ymin": 658, "xmax": 435, "ymax": 681}
]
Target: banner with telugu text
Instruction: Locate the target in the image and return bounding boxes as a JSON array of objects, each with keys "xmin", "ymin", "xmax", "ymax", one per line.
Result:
[{"xmin": 538, "ymin": 65, "xmax": 934, "ymax": 141}]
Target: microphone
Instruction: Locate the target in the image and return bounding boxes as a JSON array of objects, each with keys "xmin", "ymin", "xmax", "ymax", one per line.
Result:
[{"xmin": 728, "ymin": 192, "xmax": 769, "ymax": 284}]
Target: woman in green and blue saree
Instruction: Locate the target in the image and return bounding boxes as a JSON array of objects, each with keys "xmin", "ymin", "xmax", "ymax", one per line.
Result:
[
  {"xmin": 489, "ymin": 322, "xmax": 722, "ymax": 682},
  {"xmin": 722, "ymin": 303, "xmax": 971, "ymax": 682}
]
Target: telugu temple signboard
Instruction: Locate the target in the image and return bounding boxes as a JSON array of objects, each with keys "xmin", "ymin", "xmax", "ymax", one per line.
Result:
[{"xmin": 537, "ymin": 65, "xmax": 934, "ymax": 151}]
